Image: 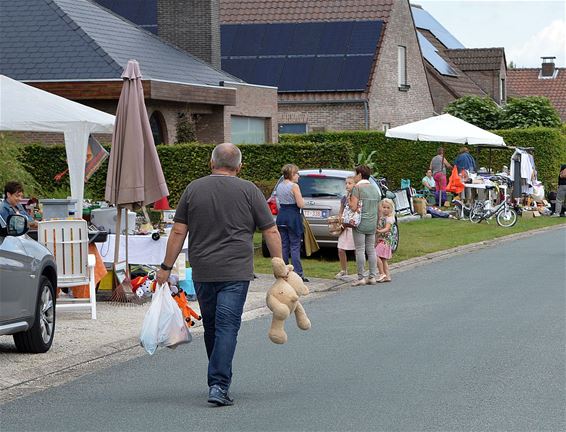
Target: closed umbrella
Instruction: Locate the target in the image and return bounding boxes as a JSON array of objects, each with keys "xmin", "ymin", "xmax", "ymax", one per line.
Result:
[{"xmin": 105, "ymin": 60, "xmax": 169, "ymax": 301}]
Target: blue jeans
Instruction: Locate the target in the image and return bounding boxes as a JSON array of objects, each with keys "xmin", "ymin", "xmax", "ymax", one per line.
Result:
[
  {"xmin": 194, "ymin": 281, "xmax": 250, "ymax": 390},
  {"xmin": 279, "ymin": 226, "xmax": 304, "ymax": 276}
]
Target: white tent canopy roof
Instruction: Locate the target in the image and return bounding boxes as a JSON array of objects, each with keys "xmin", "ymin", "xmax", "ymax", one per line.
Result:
[
  {"xmin": 386, "ymin": 113, "xmax": 506, "ymax": 146},
  {"xmin": 0, "ymin": 75, "xmax": 115, "ymax": 214}
]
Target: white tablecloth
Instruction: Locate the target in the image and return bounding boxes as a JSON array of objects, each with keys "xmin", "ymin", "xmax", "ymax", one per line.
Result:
[{"xmin": 96, "ymin": 234, "xmax": 188, "ymax": 265}]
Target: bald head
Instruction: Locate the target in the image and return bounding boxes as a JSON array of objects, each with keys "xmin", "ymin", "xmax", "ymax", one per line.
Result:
[{"xmin": 211, "ymin": 143, "xmax": 242, "ymax": 171}]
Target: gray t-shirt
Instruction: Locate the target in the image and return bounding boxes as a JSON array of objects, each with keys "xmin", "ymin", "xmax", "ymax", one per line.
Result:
[
  {"xmin": 174, "ymin": 175, "xmax": 275, "ymax": 282},
  {"xmin": 431, "ymin": 155, "xmax": 446, "ymax": 175}
]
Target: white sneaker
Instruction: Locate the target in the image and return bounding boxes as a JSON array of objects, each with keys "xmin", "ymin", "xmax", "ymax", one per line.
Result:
[
  {"xmin": 550, "ymin": 213, "xmax": 561, "ymax": 218},
  {"xmin": 335, "ymin": 270, "xmax": 347, "ymax": 279},
  {"xmin": 366, "ymin": 277, "xmax": 377, "ymax": 285},
  {"xmin": 351, "ymin": 279, "xmax": 367, "ymax": 287}
]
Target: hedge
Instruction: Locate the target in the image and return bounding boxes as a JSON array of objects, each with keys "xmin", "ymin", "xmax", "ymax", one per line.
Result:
[
  {"xmin": 281, "ymin": 127, "xmax": 566, "ymax": 191},
  {"xmin": 20, "ymin": 141, "xmax": 354, "ymax": 206},
  {"xmin": 17, "ymin": 127, "xmax": 565, "ymax": 206}
]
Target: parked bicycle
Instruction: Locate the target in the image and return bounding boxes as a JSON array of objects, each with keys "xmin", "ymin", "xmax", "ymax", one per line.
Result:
[{"xmin": 468, "ymin": 176, "xmax": 517, "ymax": 227}]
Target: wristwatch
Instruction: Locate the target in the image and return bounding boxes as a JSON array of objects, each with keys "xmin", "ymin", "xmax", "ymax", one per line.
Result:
[{"xmin": 160, "ymin": 262, "xmax": 173, "ymax": 271}]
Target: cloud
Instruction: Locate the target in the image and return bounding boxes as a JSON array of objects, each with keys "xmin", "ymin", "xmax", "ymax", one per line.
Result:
[{"xmin": 507, "ymin": 20, "xmax": 566, "ymax": 67}]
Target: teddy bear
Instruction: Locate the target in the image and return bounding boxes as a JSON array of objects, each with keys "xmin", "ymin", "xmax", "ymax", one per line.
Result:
[{"xmin": 266, "ymin": 257, "xmax": 311, "ymax": 344}]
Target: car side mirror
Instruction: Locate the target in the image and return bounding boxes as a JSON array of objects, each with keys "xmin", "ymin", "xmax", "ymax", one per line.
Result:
[{"xmin": 7, "ymin": 214, "xmax": 28, "ymax": 237}]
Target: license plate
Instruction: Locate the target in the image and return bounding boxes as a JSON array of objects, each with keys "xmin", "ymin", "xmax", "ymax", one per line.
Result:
[{"xmin": 304, "ymin": 209, "xmax": 327, "ymax": 218}]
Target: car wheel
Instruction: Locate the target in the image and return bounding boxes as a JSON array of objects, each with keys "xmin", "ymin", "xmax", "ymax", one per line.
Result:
[
  {"xmin": 13, "ymin": 276, "xmax": 56, "ymax": 353},
  {"xmin": 261, "ymin": 241, "xmax": 270, "ymax": 258}
]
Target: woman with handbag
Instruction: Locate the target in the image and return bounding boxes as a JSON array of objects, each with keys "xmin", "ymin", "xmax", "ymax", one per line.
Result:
[
  {"xmin": 348, "ymin": 165, "xmax": 380, "ymax": 286},
  {"xmin": 276, "ymin": 164, "xmax": 308, "ymax": 282}
]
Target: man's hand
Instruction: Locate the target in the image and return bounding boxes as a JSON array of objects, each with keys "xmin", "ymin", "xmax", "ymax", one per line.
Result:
[{"xmin": 156, "ymin": 268, "xmax": 171, "ymax": 285}]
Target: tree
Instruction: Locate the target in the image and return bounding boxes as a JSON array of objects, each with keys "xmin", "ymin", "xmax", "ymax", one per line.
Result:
[
  {"xmin": 175, "ymin": 112, "xmax": 197, "ymax": 143},
  {"xmin": 500, "ymin": 96, "xmax": 562, "ymax": 129},
  {"xmin": 443, "ymin": 95, "xmax": 501, "ymax": 129},
  {"xmin": 508, "ymin": 60, "xmax": 516, "ymax": 69}
]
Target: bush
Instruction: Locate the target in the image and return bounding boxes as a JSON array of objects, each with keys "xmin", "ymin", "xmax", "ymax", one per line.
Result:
[
  {"xmin": 0, "ymin": 134, "xmax": 41, "ymax": 196},
  {"xmin": 444, "ymin": 95, "xmax": 501, "ymax": 129},
  {"xmin": 500, "ymin": 96, "xmax": 562, "ymax": 129}
]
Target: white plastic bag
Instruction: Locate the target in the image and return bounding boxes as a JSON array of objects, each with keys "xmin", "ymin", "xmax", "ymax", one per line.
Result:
[{"xmin": 140, "ymin": 282, "xmax": 191, "ymax": 355}]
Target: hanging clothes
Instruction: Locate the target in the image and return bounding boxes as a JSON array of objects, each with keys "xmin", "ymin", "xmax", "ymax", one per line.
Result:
[{"xmin": 510, "ymin": 149, "xmax": 536, "ymax": 194}]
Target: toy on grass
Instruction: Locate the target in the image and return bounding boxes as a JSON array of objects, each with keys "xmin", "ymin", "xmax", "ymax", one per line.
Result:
[{"xmin": 266, "ymin": 257, "xmax": 311, "ymax": 344}]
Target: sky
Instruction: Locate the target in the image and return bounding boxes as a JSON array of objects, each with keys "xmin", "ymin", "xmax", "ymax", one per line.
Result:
[{"xmin": 416, "ymin": 0, "xmax": 566, "ymax": 68}]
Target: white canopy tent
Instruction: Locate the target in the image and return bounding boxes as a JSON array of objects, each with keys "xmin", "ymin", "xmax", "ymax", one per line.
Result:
[
  {"xmin": 386, "ymin": 113, "xmax": 506, "ymax": 146},
  {"xmin": 0, "ymin": 75, "xmax": 115, "ymax": 214}
]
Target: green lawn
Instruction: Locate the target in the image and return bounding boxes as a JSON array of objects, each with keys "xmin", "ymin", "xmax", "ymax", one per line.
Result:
[{"xmin": 253, "ymin": 217, "xmax": 565, "ymax": 279}]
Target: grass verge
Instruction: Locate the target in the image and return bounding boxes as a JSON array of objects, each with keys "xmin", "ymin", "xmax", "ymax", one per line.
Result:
[{"xmin": 254, "ymin": 217, "xmax": 565, "ymax": 279}]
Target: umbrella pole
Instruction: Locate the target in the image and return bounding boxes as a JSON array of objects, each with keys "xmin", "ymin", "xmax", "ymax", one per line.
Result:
[{"xmin": 110, "ymin": 206, "xmax": 129, "ymax": 302}]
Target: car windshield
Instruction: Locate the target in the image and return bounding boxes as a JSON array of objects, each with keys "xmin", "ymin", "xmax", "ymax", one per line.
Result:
[{"xmin": 298, "ymin": 176, "xmax": 345, "ymax": 198}]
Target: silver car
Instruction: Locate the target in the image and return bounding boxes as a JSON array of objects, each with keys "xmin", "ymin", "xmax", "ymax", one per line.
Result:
[
  {"xmin": 0, "ymin": 214, "xmax": 57, "ymax": 353},
  {"xmin": 262, "ymin": 169, "xmax": 398, "ymax": 256}
]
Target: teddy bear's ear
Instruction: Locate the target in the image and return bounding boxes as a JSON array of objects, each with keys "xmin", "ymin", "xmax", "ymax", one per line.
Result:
[{"xmin": 287, "ymin": 264, "xmax": 294, "ymax": 272}]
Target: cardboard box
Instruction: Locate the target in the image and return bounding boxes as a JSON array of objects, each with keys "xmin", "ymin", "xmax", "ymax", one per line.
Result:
[{"xmin": 521, "ymin": 210, "xmax": 540, "ymax": 219}]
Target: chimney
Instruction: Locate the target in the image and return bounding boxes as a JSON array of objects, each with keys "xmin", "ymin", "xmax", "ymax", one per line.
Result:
[
  {"xmin": 157, "ymin": 0, "xmax": 221, "ymax": 70},
  {"xmin": 541, "ymin": 56, "xmax": 556, "ymax": 78}
]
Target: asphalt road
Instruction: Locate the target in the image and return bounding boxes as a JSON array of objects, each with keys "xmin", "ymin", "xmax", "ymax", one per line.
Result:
[{"xmin": 1, "ymin": 229, "xmax": 565, "ymax": 432}]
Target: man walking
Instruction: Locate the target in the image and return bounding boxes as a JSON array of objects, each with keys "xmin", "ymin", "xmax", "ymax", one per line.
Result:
[{"xmin": 156, "ymin": 143, "xmax": 282, "ymax": 406}]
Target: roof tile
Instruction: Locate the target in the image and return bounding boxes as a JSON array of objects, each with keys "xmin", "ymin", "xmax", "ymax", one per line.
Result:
[{"xmin": 507, "ymin": 68, "xmax": 566, "ymax": 121}]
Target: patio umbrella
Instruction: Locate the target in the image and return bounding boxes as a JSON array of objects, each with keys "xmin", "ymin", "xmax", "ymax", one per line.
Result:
[
  {"xmin": 386, "ymin": 114, "xmax": 506, "ymax": 205},
  {"xmin": 105, "ymin": 60, "xmax": 169, "ymax": 301}
]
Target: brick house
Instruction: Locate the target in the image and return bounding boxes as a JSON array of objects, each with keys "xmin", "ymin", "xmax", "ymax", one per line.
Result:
[
  {"xmin": 507, "ymin": 57, "xmax": 566, "ymax": 122},
  {"xmin": 410, "ymin": 5, "xmax": 507, "ymax": 114},
  {"xmin": 0, "ymin": 0, "xmax": 278, "ymax": 145},
  {"xmin": 94, "ymin": 0, "xmax": 508, "ymax": 131}
]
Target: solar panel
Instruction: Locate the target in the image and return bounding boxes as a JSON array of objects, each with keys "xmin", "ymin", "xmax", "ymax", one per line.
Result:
[
  {"xmin": 339, "ymin": 55, "xmax": 374, "ymax": 91},
  {"xmin": 220, "ymin": 20, "xmax": 384, "ymax": 92},
  {"xmin": 220, "ymin": 58, "xmax": 255, "ymax": 82},
  {"xmin": 278, "ymin": 57, "xmax": 315, "ymax": 92},
  {"xmin": 411, "ymin": 6, "xmax": 464, "ymax": 49},
  {"xmin": 289, "ymin": 22, "xmax": 325, "ymax": 56},
  {"xmin": 307, "ymin": 56, "xmax": 345, "ymax": 91},
  {"xmin": 258, "ymin": 23, "xmax": 292, "ymax": 56},
  {"xmin": 230, "ymin": 25, "xmax": 265, "ymax": 57},
  {"xmin": 221, "ymin": 25, "xmax": 237, "ymax": 57},
  {"xmin": 318, "ymin": 22, "xmax": 353, "ymax": 54},
  {"xmin": 417, "ymin": 32, "xmax": 458, "ymax": 77},
  {"xmin": 251, "ymin": 58, "xmax": 285, "ymax": 87},
  {"xmin": 348, "ymin": 21, "xmax": 383, "ymax": 54}
]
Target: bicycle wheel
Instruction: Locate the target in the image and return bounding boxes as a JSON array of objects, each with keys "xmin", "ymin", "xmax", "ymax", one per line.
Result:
[
  {"xmin": 496, "ymin": 207, "xmax": 517, "ymax": 227},
  {"xmin": 469, "ymin": 204, "xmax": 483, "ymax": 223},
  {"xmin": 390, "ymin": 222, "xmax": 399, "ymax": 252}
]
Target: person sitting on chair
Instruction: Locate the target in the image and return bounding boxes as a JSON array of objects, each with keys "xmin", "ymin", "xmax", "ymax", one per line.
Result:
[
  {"xmin": 0, "ymin": 181, "xmax": 37, "ymax": 228},
  {"xmin": 421, "ymin": 169, "xmax": 436, "ymax": 192}
]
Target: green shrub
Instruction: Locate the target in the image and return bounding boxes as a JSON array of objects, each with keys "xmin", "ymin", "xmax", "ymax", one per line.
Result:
[
  {"xmin": 444, "ymin": 95, "xmax": 502, "ymax": 129},
  {"xmin": 0, "ymin": 134, "xmax": 42, "ymax": 196},
  {"xmin": 501, "ymin": 96, "xmax": 562, "ymax": 129}
]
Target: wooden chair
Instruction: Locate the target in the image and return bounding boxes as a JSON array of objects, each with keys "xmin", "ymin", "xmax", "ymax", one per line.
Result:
[{"xmin": 37, "ymin": 220, "xmax": 97, "ymax": 319}]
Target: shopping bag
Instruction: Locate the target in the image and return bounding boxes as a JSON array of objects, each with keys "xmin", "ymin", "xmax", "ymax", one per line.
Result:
[
  {"xmin": 302, "ymin": 215, "xmax": 320, "ymax": 256},
  {"xmin": 342, "ymin": 201, "xmax": 362, "ymax": 228},
  {"xmin": 140, "ymin": 282, "xmax": 191, "ymax": 355}
]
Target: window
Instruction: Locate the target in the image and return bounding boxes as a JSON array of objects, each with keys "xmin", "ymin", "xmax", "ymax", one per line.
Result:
[
  {"xmin": 149, "ymin": 111, "xmax": 167, "ymax": 144},
  {"xmin": 231, "ymin": 116, "xmax": 266, "ymax": 144},
  {"xmin": 279, "ymin": 123, "xmax": 308, "ymax": 134},
  {"xmin": 398, "ymin": 46, "xmax": 409, "ymax": 90},
  {"xmin": 382, "ymin": 123, "xmax": 390, "ymax": 132}
]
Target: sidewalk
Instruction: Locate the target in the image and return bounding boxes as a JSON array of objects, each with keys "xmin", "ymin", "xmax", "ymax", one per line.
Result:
[{"xmin": 1, "ymin": 224, "xmax": 561, "ymax": 404}]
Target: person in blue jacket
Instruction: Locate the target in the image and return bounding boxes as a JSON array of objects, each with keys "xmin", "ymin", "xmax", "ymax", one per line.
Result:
[
  {"xmin": 453, "ymin": 147, "xmax": 476, "ymax": 173},
  {"xmin": 0, "ymin": 181, "xmax": 36, "ymax": 228}
]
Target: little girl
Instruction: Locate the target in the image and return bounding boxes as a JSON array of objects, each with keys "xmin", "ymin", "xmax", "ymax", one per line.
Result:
[
  {"xmin": 375, "ymin": 198, "xmax": 396, "ymax": 283},
  {"xmin": 335, "ymin": 176, "xmax": 356, "ymax": 279}
]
